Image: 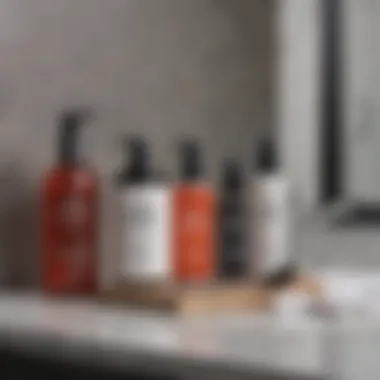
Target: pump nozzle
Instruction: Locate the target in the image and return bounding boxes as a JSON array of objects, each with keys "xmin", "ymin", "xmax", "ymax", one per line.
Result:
[
  {"xmin": 58, "ymin": 109, "xmax": 89, "ymax": 165},
  {"xmin": 179, "ymin": 139, "xmax": 203, "ymax": 181}
]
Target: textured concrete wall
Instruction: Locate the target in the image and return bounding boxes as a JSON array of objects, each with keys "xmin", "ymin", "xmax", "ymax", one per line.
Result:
[{"xmin": 0, "ymin": 0, "xmax": 274, "ymax": 287}]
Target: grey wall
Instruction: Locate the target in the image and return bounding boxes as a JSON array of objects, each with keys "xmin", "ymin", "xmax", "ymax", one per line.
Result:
[{"xmin": 0, "ymin": 0, "xmax": 274, "ymax": 287}]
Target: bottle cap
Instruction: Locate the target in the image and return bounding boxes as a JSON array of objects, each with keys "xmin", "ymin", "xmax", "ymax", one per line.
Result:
[
  {"xmin": 124, "ymin": 136, "xmax": 150, "ymax": 180},
  {"xmin": 222, "ymin": 160, "xmax": 243, "ymax": 191},
  {"xmin": 179, "ymin": 140, "xmax": 203, "ymax": 180},
  {"xmin": 59, "ymin": 110, "xmax": 88, "ymax": 165}
]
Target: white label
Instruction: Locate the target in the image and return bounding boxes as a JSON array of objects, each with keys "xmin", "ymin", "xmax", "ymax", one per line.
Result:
[
  {"xmin": 121, "ymin": 185, "xmax": 171, "ymax": 281},
  {"xmin": 252, "ymin": 176, "xmax": 290, "ymax": 275}
]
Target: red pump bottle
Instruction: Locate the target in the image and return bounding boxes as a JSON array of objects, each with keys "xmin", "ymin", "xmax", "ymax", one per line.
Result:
[{"xmin": 41, "ymin": 111, "xmax": 98, "ymax": 295}]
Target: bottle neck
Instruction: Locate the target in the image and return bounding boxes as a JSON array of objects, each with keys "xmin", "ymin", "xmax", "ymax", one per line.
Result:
[
  {"xmin": 179, "ymin": 141, "xmax": 202, "ymax": 181},
  {"xmin": 179, "ymin": 178, "xmax": 207, "ymax": 188},
  {"xmin": 180, "ymin": 173, "xmax": 203, "ymax": 183},
  {"xmin": 125, "ymin": 154, "xmax": 150, "ymax": 182},
  {"xmin": 58, "ymin": 118, "xmax": 81, "ymax": 166},
  {"xmin": 223, "ymin": 184, "xmax": 242, "ymax": 194},
  {"xmin": 59, "ymin": 149, "xmax": 78, "ymax": 166},
  {"xmin": 59, "ymin": 137, "xmax": 80, "ymax": 166}
]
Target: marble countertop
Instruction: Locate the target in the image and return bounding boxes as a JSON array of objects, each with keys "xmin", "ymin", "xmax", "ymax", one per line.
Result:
[
  {"xmin": 4, "ymin": 292, "xmax": 380, "ymax": 380},
  {"xmin": 0, "ymin": 294, "xmax": 330, "ymax": 379}
]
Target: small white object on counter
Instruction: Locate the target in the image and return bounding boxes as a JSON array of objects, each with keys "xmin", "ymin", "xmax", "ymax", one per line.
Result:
[{"xmin": 318, "ymin": 270, "xmax": 380, "ymax": 319}]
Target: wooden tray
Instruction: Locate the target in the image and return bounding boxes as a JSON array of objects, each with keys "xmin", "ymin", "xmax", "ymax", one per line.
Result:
[{"xmin": 102, "ymin": 281, "xmax": 269, "ymax": 314}]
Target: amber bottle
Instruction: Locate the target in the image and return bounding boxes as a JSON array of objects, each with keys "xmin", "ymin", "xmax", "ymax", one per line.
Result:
[
  {"xmin": 172, "ymin": 141, "xmax": 215, "ymax": 282},
  {"xmin": 41, "ymin": 111, "xmax": 98, "ymax": 294}
]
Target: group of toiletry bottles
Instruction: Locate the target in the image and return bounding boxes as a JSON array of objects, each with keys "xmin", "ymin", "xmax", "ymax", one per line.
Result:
[
  {"xmin": 117, "ymin": 138, "xmax": 215, "ymax": 283},
  {"xmin": 41, "ymin": 111, "xmax": 293, "ymax": 294}
]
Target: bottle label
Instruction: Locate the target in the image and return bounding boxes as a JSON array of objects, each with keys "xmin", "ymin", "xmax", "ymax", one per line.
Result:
[
  {"xmin": 173, "ymin": 188, "xmax": 214, "ymax": 281},
  {"xmin": 121, "ymin": 185, "xmax": 170, "ymax": 281},
  {"xmin": 253, "ymin": 177, "xmax": 290, "ymax": 276},
  {"xmin": 46, "ymin": 192, "xmax": 97, "ymax": 291},
  {"xmin": 220, "ymin": 198, "xmax": 246, "ymax": 274}
]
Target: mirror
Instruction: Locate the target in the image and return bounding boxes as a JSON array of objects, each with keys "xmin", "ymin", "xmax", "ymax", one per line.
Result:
[{"xmin": 322, "ymin": 0, "xmax": 380, "ymax": 224}]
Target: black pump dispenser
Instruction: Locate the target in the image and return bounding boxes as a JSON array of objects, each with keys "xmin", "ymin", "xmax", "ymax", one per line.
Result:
[
  {"xmin": 121, "ymin": 137, "xmax": 150, "ymax": 183},
  {"xmin": 223, "ymin": 160, "xmax": 243, "ymax": 192},
  {"xmin": 179, "ymin": 140, "xmax": 202, "ymax": 181},
  {"xmin": 256, "ymin": 139, "xmax": 278, "ymax": 173},
  {"xmin": 59, "ymin": 111, "xmax": 86, "ymax": 165}
]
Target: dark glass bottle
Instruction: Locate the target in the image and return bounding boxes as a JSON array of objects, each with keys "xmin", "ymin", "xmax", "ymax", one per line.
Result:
[{"xmin": 219, "ymin": 160, "xmax": 247, "ymax": 279}]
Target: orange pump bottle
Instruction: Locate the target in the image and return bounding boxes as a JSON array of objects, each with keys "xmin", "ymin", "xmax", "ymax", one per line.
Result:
[{"xmin": 172, "ymin": 141, "xmax": 215, "ymax": 282}]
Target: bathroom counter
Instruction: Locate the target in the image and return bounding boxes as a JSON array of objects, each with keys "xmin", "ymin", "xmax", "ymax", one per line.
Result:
[{"xmin": 0, "ymin": 293, "xmax": 371, "ymax": 380}]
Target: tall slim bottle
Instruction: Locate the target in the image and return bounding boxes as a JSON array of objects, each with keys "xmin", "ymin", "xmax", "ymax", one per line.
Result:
[
  {"xmin": 219, "ymin": 160, "xmax": 247, "ymax": 279},
  {"xmin": 41, "ymin": 111, "xmax": 98, "ymax": 294},
  {"xmin": 172, "ymin": 140, "xmax": 215, "ymax": 282},
  {"xmin": 118, "ymin": 137, "xmax": 171, "ymax": 282}
]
